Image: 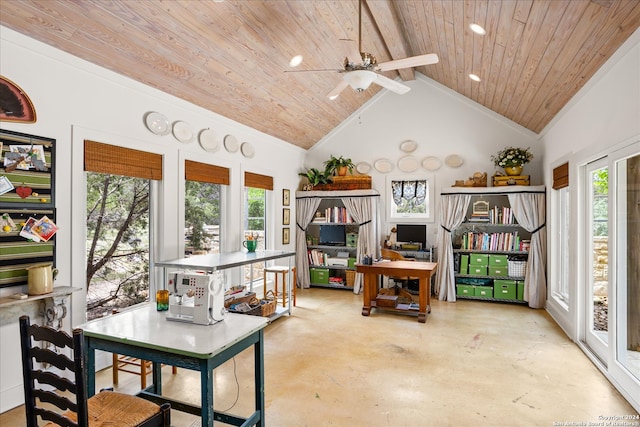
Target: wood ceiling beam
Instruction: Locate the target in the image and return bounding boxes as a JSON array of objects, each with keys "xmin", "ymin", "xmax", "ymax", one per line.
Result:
[{"xmin": 364, "ymin": 0, "xmax": 415, "ymax": 81}]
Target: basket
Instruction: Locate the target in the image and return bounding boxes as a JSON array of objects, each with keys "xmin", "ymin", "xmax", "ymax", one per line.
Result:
[
  {"xmin": 312, "ymin": 176, "xmax": 372, "ymax": 191},
  {"xmin": 345, "ymin": 270, "xmax": 356, "ymax": 286},
  {"xmin": 224, "ymin": 291, "xmax": 256, "ymax": 308},
  {"xmin": 244, "ymin": 299, "xmax": 276, "ymax": 317},
  {"xmin": 508, "ymin": 260, "xmax": 527, "ymax": 277}
]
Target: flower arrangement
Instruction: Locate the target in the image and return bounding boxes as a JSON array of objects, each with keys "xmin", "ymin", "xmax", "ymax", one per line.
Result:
[{"xmin": 490, "ymin": 146, "xmax": 533, "ymax": 168}]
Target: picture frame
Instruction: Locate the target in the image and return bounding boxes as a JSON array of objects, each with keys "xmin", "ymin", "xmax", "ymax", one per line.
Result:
[
  {"xmin": 282, "ymin": 188, "xmax": 290, "ymax": 206},
  {"xmin": 282, "ymin": 227, "xmax": 290, "ymax": 245},
  {"xmin": 283, "ymin": 208, "xmax": 290, "ymax": 225},
  {"xmin": 0, "ymin": 76, "xmax": 37, "ymax": 123}
]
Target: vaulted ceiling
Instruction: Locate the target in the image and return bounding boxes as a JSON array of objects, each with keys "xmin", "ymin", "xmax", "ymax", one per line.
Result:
[{"xmin": 1, "ymin": 1, "xmax": 639, "ymax": 149}]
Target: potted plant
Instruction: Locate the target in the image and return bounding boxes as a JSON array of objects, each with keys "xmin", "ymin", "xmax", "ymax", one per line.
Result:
[
  {"xmin": 323, "ymin": 155, "xmax": 355, "ymax": 176},
  {"xmin": 298, "ymin": 168, "xmax": 332, "ymax": 189},
  {"xmin": 490, "ymin": 146, "xmax": 533, "ymax": 176}
]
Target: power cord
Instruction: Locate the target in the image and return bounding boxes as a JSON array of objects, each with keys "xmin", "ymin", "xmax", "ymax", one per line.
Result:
[{"xmin": 220, "ymin": 356, "xmax": 240, "ymax": 413}]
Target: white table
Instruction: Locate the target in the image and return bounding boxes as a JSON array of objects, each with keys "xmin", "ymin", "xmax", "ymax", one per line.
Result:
[{"xmin": 77, "ymin": 304, "xmax": 269, "ymax": 426}]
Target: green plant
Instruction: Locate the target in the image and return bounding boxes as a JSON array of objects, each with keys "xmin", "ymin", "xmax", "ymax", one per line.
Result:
[
  {"xmin": 323, "ymin": 155, "xmax": 355, "ymax": 176},
  {"xmin": 298, "ymin": 168, "xmax": 332, "ymax": 186},
  {"xmin": 490, "ymin": 146, "xmax": 533, "ymax": 168}
]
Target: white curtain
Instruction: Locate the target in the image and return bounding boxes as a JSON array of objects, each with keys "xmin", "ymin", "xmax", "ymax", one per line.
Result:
[
  {"xmin": 436, "ymin": 194, "xmax": 472, "ymax": 301},
  {"xmin": 342, "ymin": 196, "xmax": 379, "ymax": 294},
  {"xmin": 508, "ymin": 193, "xmax": 547, "ymax": 308},
  {"xmin": 295, "ymin": 196, "xmax": 321, "ymax": 288}
]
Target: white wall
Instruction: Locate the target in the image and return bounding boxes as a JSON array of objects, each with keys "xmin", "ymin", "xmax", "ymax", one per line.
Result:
[
  {"xmin": 306, "ymin": 74, "xmax": 541, "ymax": 245},
  {"xmin": 0, "ymin": 26, "xmax": 304, "ymax": 412}
]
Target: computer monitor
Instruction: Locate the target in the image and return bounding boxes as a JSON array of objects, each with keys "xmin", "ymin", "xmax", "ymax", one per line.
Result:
[
  {"xmin": 319, "ymin": 225, "xmax": 346, "ymax": 246},
  {"xmin": 396, "ymin": 224, "xmax": 426, "ymax": 249}
]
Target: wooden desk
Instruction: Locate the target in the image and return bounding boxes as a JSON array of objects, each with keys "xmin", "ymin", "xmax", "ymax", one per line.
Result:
[
  {"xmin": 357, "ymin": 260, "xmax": 437, "ymax": 323},
  {"xmin": 77, "ymin": 304, "xmax": 268, "ymax": 427}
]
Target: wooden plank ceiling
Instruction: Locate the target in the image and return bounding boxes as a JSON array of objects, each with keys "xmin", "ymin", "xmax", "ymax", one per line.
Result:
[{"xmin": 1, "ymin": 0, "xmax": 639, "ymax": 150}]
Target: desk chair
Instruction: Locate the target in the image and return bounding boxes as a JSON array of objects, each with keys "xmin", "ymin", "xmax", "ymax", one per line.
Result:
[
  {"xmin": 20, "ymin": 315, "xmax": 170, "ymax": 427},
  {"xmin": 380, "ymin": 248, "xmax": 418, "ymax": 302}
]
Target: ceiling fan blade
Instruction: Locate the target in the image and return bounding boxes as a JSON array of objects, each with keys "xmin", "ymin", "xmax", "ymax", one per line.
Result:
[
  {"xmin": 376, "ymin": 53, "xmax": 439, "ymax": 72},
  {"xmin": 284, "ymin": 68, "xmax": 342, "ymax": 73},
  {"xmin": 373, "ymin": 74, "xmax": 410, "ymax": 95},
  {"xmin": 327, "ymin": 80, "xmax": 349, "ymax": 100}
]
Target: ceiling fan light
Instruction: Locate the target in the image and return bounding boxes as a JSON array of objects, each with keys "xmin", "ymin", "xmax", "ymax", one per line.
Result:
[
  {"xmin": 343, "ymin": 70, "xmax": 377, "ymax": 92},
  {"xmin": 289, "ymin": 55, "xmax": 303, "ymax": 67}
]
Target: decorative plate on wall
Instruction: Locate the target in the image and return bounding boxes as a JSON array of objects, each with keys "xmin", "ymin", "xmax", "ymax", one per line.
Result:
[
  {"xmin": 374, "ymin": 158, "xmax": 394, "ymax": 173},
  {"xmin": 144, "ymin": 112, "xmax": 170, "ymax": 136},
  {"xmin": 241, "ymin": 142, "xmax": 255, "ymax": 158},
  {"xmin": 355, "ymin": 162, "xmax": 371, "ymax": 174},
  {"xmin": 421, "ymin": 156, "xmax": 442, "ymax": 171},
  {"xmin": 399, "ymin": 140, "xmax": 417, "ymax": 153},
  {"xmin": 445, "ymin": 154, "xmax": 464, "ymax": 168},
  {"xmin": 198, "ymin": 128, "xmax": 219, "ymax": 152},
  {"xmin": 398, "ymin": 156, "xmax": 420, "ymax": 172},
  {"xmin": 172, "ymin": 121, "xmax": 194, "ymax": 143},
  {"xmin": 223, "ymin": 134, "xmax": 239, "ymax": 153}
]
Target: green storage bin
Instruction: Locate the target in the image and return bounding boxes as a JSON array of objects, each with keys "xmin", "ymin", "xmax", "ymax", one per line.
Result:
[
  {"xmin": 310, "ymin": 268, "xmax": 329, "ymax": 285},
  {"xmin": 459, "ymin": 254, "xmax": 469, "ymax": 274},
  {"xmin": 456, "ymin": 284, "xmax": 475, "ymax": 296},
  {"xmin": 346, "ymin": 233, "xmax": 358, "ymax": 247},
  {"xmin": 348, "ymin": 257, "xmax": 356, "ymax": 268},
  {"xmin": 474, "ymin": 286, "xmax": 493, "ymax": 298},
  {"xmin": 494, "ymin": 280, "xmax": 516, "ymax": 299},
  {"xmin": 517, "ymin": 281, "xmax": 525, "ymax": 300},
  {"xmin": 468, "ymin": 265, "xmax": 487, "ymax": 275},
  {"xmin": 469, "ymin": 254, "xmax": 489, "ymax": 266},
  {"xmin": 489, "ymin": 255, "xmax": 508, "ymax": 266},
  {"xmin": 488, "ymin": 266, "xmax": 508, "ymax": 276}
]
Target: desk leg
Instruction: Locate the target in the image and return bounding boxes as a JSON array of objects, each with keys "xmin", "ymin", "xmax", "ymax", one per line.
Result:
[
  {"xmin": 254, "ymin": 329, "xmax": 265, "ymax": 427},
  {"xmin": 418, "ymin": 277, "xmax": 428, "ymax": 323},
  {"xmin": 361, "ymin": 273, "xmax": 373, "ymax": 316},
  {"xmin": 152, "ymin": 362, "xmax": 162, "ymax": 395}
]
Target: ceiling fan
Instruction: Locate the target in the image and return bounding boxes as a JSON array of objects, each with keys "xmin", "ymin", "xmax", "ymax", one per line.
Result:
[{"xmin": 290, "ymin": 0, "xmax": 439, "ymax": 100}]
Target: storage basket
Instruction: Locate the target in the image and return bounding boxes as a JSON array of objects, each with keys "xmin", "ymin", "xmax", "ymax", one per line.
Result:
[
  {"xmin": 224, "ymin": 291, "xmax": 256, "ymax": 308},
  {"xmin": 345, "ymin": 270, "xmax": 356, "ymax": 286},
  {"xmin": 312, "ymin": 176, "xmax": 372, "ymax": 191},
  {"xmin": 508, "ymin": 260, "xmax": 527, "ymax": 277},
  {"xmin": 244, "ymin": 299, "xmax": 276, "ymax": 317},
  {"xmin": 229, "ymin": 291, "xmax": 276, "ymax": 317}
]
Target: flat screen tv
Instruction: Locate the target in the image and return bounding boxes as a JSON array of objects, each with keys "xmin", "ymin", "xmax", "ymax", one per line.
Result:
[
  {"xmin": 396, "ymin": 224, "xmax": 426, "ymax": 249},
  {"xmin": 319, "ymin": 225, "xmax": 346, "ymax": 246}
]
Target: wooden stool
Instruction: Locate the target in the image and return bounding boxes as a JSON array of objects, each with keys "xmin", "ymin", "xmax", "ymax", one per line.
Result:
[
  {"xmin": 112, "ymin": 309, "xmax": 177, "ymax": 388},
  {"xmin": 263, "ymin": 265, "xmax": 296, "ymax": 307}
]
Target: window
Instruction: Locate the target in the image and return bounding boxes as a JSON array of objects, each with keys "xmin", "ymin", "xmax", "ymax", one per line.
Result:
[
  {"xmin": 184, "ymin": 160, "xmax": 229, "ymax": 256},
  {"xmin": 84, "ymin": 140, "xmax": 161, "ymax": 320},
  {"xmin": 244, "ymin": 171, "xmax": 273, "ymax": 285},
  {"xmin": 386, "ymin": 174, "xmax": 435, "ymax": 222},
  {"xmin": 554, "ymin": 186, "xmax": 570, "ymax": 304}
]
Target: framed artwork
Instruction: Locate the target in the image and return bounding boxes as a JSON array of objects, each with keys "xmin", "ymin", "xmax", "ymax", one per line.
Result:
[
  {"xmin": 283, "ymin": 208, "xmax": 290, "ymax": 225},
  {"xmin": 0, "ymin": 76, "xmax": 37, "ymax": 123},
  {"xmin": 282, "ymin": 227, "xmax": 290, "ymax": 245},
  {"xmin": 282, "ymin": 188, "xmax": 290, "ymax": 206}
]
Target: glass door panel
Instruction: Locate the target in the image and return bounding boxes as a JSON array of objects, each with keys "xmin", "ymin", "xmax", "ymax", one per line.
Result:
[
  {"xmin": 615, "ymin": 152, "xmax": 640, "ymax": 382},
  {"xmin": 585, "ymin": 159, "xmax": 609, "ymax": 362}
]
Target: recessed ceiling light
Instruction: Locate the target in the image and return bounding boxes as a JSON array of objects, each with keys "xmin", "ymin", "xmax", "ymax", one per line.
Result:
[
  {"xmin": 469, "ymin": 74, "xmax": 481, "ymax": 82},
  {"xmin": 289, "ymin": 55, "xmax": 303, "ymax": 67},
  {"xmin": 329, "ymin": 94, "xmax": 339, "ymax": 101},
  {"xmin": 470, "ymin": 23, "xmax": 486, "ymax": 35}
]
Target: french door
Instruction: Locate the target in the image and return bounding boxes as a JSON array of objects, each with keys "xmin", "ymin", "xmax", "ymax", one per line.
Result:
[{"xmin": 583, "ymin": 142, "xmax": 640, "ymax": 410}]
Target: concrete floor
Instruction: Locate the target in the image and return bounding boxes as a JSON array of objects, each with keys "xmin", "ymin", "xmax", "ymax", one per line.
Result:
[{"xmin": 2, "ymin": 287, "xmax": 637, "ymax": 426}]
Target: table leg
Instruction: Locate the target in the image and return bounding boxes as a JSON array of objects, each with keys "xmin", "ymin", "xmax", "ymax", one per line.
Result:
[
  {"xmin": 85, "ymin": 338, "xmax": 96, "ymax": 397},
  {"xmin": 361, "ymin": 273, "xmax": 373, "ymax": 316},
  {"xmin": 152, "ymin": 362, "xmax": 162, "ymax": 394},
  {"xmin": 255, "ymin": 329, "xmax": 265, "ymax": 427},
  {"xmin": 201, "ymin": 359, "xmax": 214, "ymax": 426},
  {"xmin": 418, "ymin": 277, "xmax": 428, "ymax": 323}
]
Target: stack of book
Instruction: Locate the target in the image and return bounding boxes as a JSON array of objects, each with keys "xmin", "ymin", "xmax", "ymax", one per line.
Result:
[
  {"xmin": 460, "ymin": 231, "xmax": 522, "ymax": 252},
  {"xmin": 308, "ymin": 249, "xmax": 328, "ymax": 266}
]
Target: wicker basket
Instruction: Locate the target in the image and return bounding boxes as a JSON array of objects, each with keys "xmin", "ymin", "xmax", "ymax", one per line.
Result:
[
  {"xmin": 245, "ymin": 298, "xmax": 276, "ymax": 317},
  {"xmin": 508, "ymin": 260, "xmax": 527, "ymax": 277},
  {"xmin": 224, "ymin": 291, "xmax": 256, "ymax": 308},
  {"xmin": 313, "ymin": 175, "xmax": 372, "ymax": 191},
  {"xmin": 345, "ymin": 270, "xmax": 356, "ymax": 287}
]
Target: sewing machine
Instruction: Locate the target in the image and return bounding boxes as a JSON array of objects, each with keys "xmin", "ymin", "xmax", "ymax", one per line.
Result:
[{"xmin": 166, "ymin": 272, "xmax": 225, "ymax": 325}]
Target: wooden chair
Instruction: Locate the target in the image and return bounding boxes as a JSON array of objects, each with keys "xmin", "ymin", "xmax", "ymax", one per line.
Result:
[
  {"xmin": 380, "ymin": 248, "xmax": 418, "ymax": 302},
  {"xmin": 19, "ymin": 315, "xmax": 171, "ymax": 427}
]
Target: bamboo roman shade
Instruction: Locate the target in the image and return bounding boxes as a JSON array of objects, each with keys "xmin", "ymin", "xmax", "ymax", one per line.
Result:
[
  {"xmin": 244, "ymin": 171, "xmax": 273, "ymax": 190},
  {"xmin": 185, "ymin": 160, "xmax": 230, "ymax": 185},
  {"xmin": 552, "ymin": 162, "xmax": 569, "ymax": 190},
  {"xmin": 84, "ymin": 140, "xmax": 162, "ymax": 180}
]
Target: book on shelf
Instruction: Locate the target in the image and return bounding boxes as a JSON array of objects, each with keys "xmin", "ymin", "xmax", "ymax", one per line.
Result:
[
  {"xmin": 308, "ymin": 249, "xmax": 328, "ymax": 266},
  {"xmin": 460, "ymin": 230, "xmax": 521, "ymax": 251},
  {"xmin": 487, "ymin": 206, "xmax": 517, "ymax": 225},
  {"xmin": 318, "ymin": 206, "xmax": 353, "ymax": 224}
]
